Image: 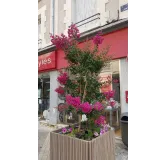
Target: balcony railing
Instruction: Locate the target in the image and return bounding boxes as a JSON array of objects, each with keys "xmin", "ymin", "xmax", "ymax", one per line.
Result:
[{"xmin": 71, "ymin": 13, "xmax": 100, "ymax": 33}]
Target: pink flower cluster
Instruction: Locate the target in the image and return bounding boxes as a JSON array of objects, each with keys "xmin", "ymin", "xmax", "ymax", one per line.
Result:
[
  {"xmin": 50, "ymin": 24, "xmax": 80, "ymax": 50},
  {"xmin": 80, "ymin": 102, "xmax": 92, "ymax": 114},
  {"xmin": 110, "ymin": 100, "xmax": 116, "ymax": 107},
  {"xmin": 93, "ymin": 102, "xmax": 104, "ymax": 111},
  {"xmin": 100, "ymin": 124, "xmax": 110, "ymax": 135},
  {"xmin": 66, "ymin": 95, "xmax": 81, "ymax": 109},
  {"xmin": 103, "ymin": 90, "xmax": 115, "ymax": 100},
  {"xmin": 95, "ymin": 116, "xmax": 106, "ymax": 125},
  {"xmin": 68, "ymin": 24, "xmax": 80, "ymax": 39},
  {"xmin": 50, "ymin": 33, "xmax": 71, "ymax": 50},
  {"xmin": 55, "ymin": 86, "xmax": 65, "ymax": 95},
  {"xmin": 57, "ymin": 72, "xmax": 68, "ymax": 85},
  {"xmin": 93, "ymin": 32, "xmax": 104, "ymax": 46}
]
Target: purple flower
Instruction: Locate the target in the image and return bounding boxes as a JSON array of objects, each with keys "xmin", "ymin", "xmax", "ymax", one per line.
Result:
[
  {"xmin": 100, "ymin": 129, "xmax": 105, "ymax": 136},
  {"xmin": 62, "ymin": 128, "xmax": 67, "ymax": 134},
  {"xmin": 68, "ymin": 128, "xmax": 72, "ymax": 132},
  {"xmin": 94, "ymin": 132, "xmax": 99, "ymax": 137}
]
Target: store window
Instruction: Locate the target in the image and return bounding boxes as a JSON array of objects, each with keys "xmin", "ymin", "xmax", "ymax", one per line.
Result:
[
  {"xmin": 100, "ymin": 60, "xmax": 121, "ymax": 137},
  {"xmin": 100, "ymin": 60, "xmax": 120, "ymax": 102},
  {"xmin": 38, "ymin": 73, "xmax": 50, "ymax": 117}
]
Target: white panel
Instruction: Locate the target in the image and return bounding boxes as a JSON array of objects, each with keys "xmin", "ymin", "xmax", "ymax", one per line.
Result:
[
  {"xmin": 108, "ymin": 0, "xmax": 119, "ymax": 22},
  {"xmin": 38, "ymin": 5, "xmax": 46, "ymax": 48},
  {"xmin": 49, "ymin": 71, "xmax": 59, "ymax": 125},
  {"xmin": 119, "ymin": 58, "xmax": 128, "ymax": 113}
]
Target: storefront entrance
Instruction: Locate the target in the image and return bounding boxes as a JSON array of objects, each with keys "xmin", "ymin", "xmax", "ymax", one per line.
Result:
[{"xmin": 38, "ymin": 73, "xmax": 50, "ymax": 118}]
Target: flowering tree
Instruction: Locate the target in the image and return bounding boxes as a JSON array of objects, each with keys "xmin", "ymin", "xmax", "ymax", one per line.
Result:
[{"xmin": 51, "ymin": 24, "xmax": 115, "ymax": 140}]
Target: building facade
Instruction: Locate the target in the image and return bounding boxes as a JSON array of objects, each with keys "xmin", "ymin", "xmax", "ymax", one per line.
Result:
[{"xmin": 38, "ymin": 0, "xmax": 128, "ymax": 133}]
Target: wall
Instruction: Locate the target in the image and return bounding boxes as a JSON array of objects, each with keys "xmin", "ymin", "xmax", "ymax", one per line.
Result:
[
  {"xmin": 56, "ymin": 28, "xmax": 128, "ymax": 69},
  {"xmin": 119, "ymin": 0, "xmax": 128, "ymax": 19},
  {"xmin": 49, "ymin": 70, "xmax": 59, "ymax": 125},
  {"xmin": 119, "ymin": 58, "xmax": 128, "ymax": 113},
  {"xmin": 38, "ymin": 0, "xmax": 51, "ymax": 48}
]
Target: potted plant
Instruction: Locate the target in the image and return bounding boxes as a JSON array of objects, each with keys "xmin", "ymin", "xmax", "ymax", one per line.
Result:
[{"xmin": 50, "ymin": 24, "xmax": 116, "ymax": 160}]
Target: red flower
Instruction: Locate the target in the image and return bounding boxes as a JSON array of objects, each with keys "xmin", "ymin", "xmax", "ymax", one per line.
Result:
[
  {"xmin": 57, "ymin": 72, "xmax": 68, "ymax": 85},
  {"xmin": 68, "ymin": 24, "xmax": 80, "ymax": 39},
  {"xmin": 55, "ymin": 86, "xmax": 65, "ymax": 95},
  {"xmin": 93, "ymin": 32, "xmax": 104, "ymax": 46},
  {"xmin": 103, "ymin": 90, "xmax": 115, "ymax": 100},
  {"xmin": 66, "ymin": 95, "xmax": 81, "ymax": 109},
  {"xmin": 110, "ymin": 100, "xmax": 116, "ymax": 107},
  {"xmin": 80, "ymin": 102, "xmax": 92, "ymax": 114},
  {"xmin": 95, "ymin": 116, "xmax": 106, "ymax": 125}
]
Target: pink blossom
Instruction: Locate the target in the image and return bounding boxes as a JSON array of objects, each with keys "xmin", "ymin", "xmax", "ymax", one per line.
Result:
[
  {"xmin": 103, "ymin": 90, "xmax": 115, "ymax": 100},
  {"xmin": 95, "ymin": 116, "xmax": 106, "ymax": 125},
  {"xmin": 110, "ymin": 100, "xmax": 116, "ymax": 107},
  {"xmin": 62, "ymin": 128, "xmax": 67, "ymax": 134},
  {"xmin": 80, "ymin": 102, "xmax": 92, "ymax": 114},
  {"xmin": 55, "ymin": 86, "xmax": 65, "ymax": 95},
  {"xmin": 102, "ymin": 124, "xmax": 110, "ymax": 132},
  {"xmin": 100, "ymin": 129, "xmax": 105, "ymax": 135},
  {"xmin": 94, "ymin": 132, "xmax": 99, "ymax": 137},
  {"xmin": 68, "ymin": 24, "xmax": 80, "ymax": 39},
  {"xmin": 50, "ymin": 34, "xmax": 70, "ymax": 50},
  {"xmin": 57, "ymin": 72, "xmax": 68, "ymax": 85},
  {"xmin": 93, "ymin": 102, "xmax": 104, "ymax": 111},
  {"xmin": 66, "ymin": 95, "xmax": 81, "ymax": 109},
  {"xmin": 68, "ymin": 128, "xmax": 73, "ymax": 132},
  {"xmin": 93, "ymin": 32, "xmax": 104, "ymax": 46}
]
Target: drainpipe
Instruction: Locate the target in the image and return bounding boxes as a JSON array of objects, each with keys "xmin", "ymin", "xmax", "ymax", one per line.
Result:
[{"xmin": 51, "ymin": 0, "xmax": 55, "ymax": 35}]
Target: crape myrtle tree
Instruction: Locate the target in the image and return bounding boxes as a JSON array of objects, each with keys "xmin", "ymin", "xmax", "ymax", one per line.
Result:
[{"xmin": 51, "ymin": 24, "xmax": 115, "ymax": 140}]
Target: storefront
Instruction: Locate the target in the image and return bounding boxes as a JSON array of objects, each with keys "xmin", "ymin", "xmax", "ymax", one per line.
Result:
[
  {"xmin": 38, "ymin": 26, "xmax": 128, "ymax": 137},
  {"xmin": 38, "ymin": 51, "xmax": 60, "ymax": 125}
]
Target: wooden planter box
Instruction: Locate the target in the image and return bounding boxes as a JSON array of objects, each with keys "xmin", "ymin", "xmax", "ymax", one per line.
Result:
[{"xmin": 50, "ymin": 128, "xmax": 115, "ymax": 160}]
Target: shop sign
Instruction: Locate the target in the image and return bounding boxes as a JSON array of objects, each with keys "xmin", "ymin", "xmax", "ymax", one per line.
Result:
[
  {"xmin": 38, "ymin": 52, "xmax": 56, "ymax": 71},
  {"xmin": 121, "ymin": 3, "xmax": 128, "ymax": 12},
  {"xmin": 99, "ymin": 75, "xmax": 112, "ymax": 93}
]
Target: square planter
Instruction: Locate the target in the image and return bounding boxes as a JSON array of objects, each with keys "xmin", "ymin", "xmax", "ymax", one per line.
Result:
[{"xmin": 50, "ymin": 128, "xmax": 115, "ymax": 160}]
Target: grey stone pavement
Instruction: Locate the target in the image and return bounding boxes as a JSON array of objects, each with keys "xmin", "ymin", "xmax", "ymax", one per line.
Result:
[{"xmin": 38, "ymin": 121, "xmax": 128, "ymax": 160}]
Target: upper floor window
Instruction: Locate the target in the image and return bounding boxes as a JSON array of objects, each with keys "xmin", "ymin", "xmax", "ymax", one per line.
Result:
[{"xmin": 72, "ymin": 0, "xmax": 99, "ymax": 33}]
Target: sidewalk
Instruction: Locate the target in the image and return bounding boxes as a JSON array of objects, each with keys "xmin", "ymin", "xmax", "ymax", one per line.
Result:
[{"xmin": 38, "ymin": 123, "xmax": 128, "ymax": 160}]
